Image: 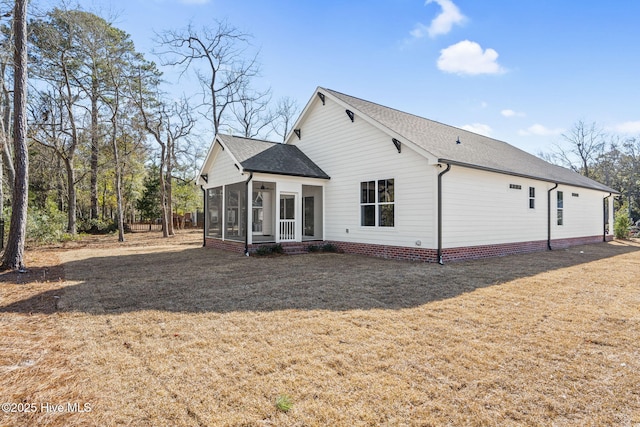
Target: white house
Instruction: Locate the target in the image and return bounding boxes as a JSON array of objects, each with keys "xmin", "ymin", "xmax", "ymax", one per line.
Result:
[{"xmin": 197, "ymin": 87, "xmax": 618, "ymax": 263}]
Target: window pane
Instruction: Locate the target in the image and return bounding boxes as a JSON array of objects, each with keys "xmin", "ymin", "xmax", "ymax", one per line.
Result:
[
  {"xmin": 529, "ymin": 187, "xmax": 535, "ymax": 198},
  {"xmin": 557, "ymin": 209, "xmax": 563, "ymax": 225},
  {"xmin": 529, "ymin": 199, "xmax": 535, "ymax": 209},
  {"xmin": 557, "ymin": 191, "xmax": 563, "ymax": 209},
  {"xmin": 379, "ymin": 179, "xmax": 394, "ymax": 203},
  {"xmin": 379, "ymin": 204, "xmax": 394, "ymax": 227},
  {"xmin": 361, "ymin": 205, "xmax": 375, "ymax": 226},
  {"xmin": 361, "ymin": 181, "xmax": 375, "ymax": 204}
]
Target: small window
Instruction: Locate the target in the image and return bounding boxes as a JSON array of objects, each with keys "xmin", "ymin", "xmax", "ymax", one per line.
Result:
[
  {"xmin": 529, "ymin": 187, "xmax": 535, "ymax": 209},
  {"xmin": 361, "ymin": 179, "xmax": 395, "ymax": 227},
  {"xmin": 509, "ymin": 184, "xmax": 522, "ymax": 190},
  {"xmin": 572, "ymin": 192, "xmax": 579, "ymax": 197},
  {"xmin": 557, "ymin": 191, "xmax": 564, "ymax": 226}
]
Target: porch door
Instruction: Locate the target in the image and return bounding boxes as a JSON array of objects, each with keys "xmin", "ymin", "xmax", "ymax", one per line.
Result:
[
  {"xmin": 303, "ymin": 196, "xmax": 314, "ymax": 237},
  {"xmin": 279, "ymin": 194, "xmax": 296, "ymax": 241}
]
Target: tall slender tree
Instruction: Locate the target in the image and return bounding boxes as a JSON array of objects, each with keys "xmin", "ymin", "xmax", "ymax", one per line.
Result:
[{"xmin": 2, "ymin": 0, "xmax": 28, "ymax": 270}]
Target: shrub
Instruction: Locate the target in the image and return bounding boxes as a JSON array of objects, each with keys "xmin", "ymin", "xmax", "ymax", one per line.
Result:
[
  {"xmin": 26, "ymin": 202, "xmax": 68, "ymax": 244},
  {"xmin": 254, "ymin": 244, "xmax": 284, "ymax": 256},
  {"xmin": 307, "ymin": 243, "xmax": 339, "ymax": 253},
  {"xmin": 321, "ymin": 243, "xmax": 338, "ymax": 252},
  {"xmin": 78, "ymin": 218, "xmax": 118, "ymax": 235},
  {"xmin": 614, "ymin": 211, "xmax": 631, "ymax": 239}
]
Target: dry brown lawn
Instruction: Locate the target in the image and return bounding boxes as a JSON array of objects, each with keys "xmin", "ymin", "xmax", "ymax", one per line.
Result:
[{"xmin": 1, "ymin": 230, "xmax": 639, "ymax": 426}]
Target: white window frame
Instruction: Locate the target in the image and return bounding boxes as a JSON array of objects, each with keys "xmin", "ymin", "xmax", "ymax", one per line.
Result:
[{"xmin": 360, "ymin": 178, "xmax": 395, "ymax": 228}]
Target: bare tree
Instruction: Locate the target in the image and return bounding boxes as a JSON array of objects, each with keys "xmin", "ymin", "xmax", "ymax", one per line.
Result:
[
  {"xmin": 2, "ymin": 0, "xmax": 28, "ymax": 270},
  {"xmin": 271, "ymin": 96, "xmax": 300, "ymax": 142},
  {"xmin": 155, "ymin": 20, "xmax": 260, "ymax": 134},
  {"xmin": 134, "ymin": 64, "xmax": 195, "ymax": 237},
  {"xmin": 553, "ymin": 120, "xmax": 606, "ymax": 178},
  {"xmin": 231, "ymin": 82, "xmax": 272, "ymax": 138}
]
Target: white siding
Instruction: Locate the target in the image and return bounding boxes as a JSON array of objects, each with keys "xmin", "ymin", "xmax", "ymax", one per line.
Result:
[
  {"xmin": 442, "ymin": 166, "xmax": 609, "ymax": 248},
  {"xmin": 292, "ymin": 96, "xmax": 435, "ymax": 248},
  {"xmin": 204, "ymin": 145, "xmax": 245, "ymax": 189},
  {"xmin": 551, "ymin": 186, "xmax": 607, "ymax": 240}
]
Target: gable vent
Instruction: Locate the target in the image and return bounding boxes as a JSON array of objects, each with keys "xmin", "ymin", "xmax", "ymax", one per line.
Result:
[
  {"xmin": 294, "ymin": 129, "xmax": 301, "ymax": 139},
  {"xmin": 317, "ymin": 92, "xmax": 325, "ymax": 105}
]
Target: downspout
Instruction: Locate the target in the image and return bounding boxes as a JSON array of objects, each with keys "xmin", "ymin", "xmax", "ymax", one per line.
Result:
[
  {"xmin": 244, "ymin": 172, "xmax": 254, "ymax": 256},
  {"xmin": 547, "ymin": 183, "xmax": 558, "ymax": 250},
  {"xmin": 603, "ymin": 192, "xmax": 612, "ymax": 242},
  {"xmin": 200, "ymin": 185, "xmax": 206, "ymax": 247},
  {"xmin": 437, "ymin": 163, "xmax": 451, "ymax": 265}
]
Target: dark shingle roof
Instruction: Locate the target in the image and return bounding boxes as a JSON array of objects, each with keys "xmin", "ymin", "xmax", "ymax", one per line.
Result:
[
  {"xmin": 323, "ymin": 88, "xmax": 617, "ymax": 193},
  {"xmin": 217, "ymin": 134, "xmax": 329, "ymax": 179}
]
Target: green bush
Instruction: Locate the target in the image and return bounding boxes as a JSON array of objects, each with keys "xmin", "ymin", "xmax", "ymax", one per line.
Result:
[
  {"xmin": 307, "ymin": 243, "xmax": 339, "ymax": 253},
  {"xmin": 254, "ymin": 244, "xmax": 284, "ymax": 256},
  {"xmin": 26, "ymin": 201, "xmax": 68, "ymax": 244},
  {"xmin": 78, "ymin": 218, "xmax": 118, "ymax": 234},
  {"xmin": 614, "ymin": 210, "xmax": 631, "ymax": 239}
]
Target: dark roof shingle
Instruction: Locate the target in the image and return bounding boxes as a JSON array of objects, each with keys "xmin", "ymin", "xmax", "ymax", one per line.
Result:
[{"xmin": 217, "ymin": 134, "xmax": 329, "ymax": 179}]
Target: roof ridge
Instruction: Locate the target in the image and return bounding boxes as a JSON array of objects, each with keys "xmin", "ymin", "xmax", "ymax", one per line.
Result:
[{"xmin": 323, "ymin": 87, "xmax": 538, "ymax": 157}]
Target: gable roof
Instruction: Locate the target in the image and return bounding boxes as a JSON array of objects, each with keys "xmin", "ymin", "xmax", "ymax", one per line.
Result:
[
  {"xmin": 217, "ymin": 134, "xmax": 330, "ymax": 179},
  {"xmin": 316, "ymin": 87, "xmax": 617, "ymax": 193}
]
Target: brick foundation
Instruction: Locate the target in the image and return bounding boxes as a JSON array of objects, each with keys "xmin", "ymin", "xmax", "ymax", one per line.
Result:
[
  {"xmin": 205, "ymin": 235, "xmax": 615, "ymax": 263},
  {"xmin": 204, "ymin": 238, "xmax": 315, "ymax": 255}
]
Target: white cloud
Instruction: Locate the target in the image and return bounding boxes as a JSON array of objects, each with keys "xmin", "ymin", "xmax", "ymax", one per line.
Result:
[
  {"xmin": 411, "ymin": 0, "xmax": 466, "ymax": 39},
  {"xmin": 614, "ymin": 121, "xmax": 640, "ymax": 134},
  {"xmin": 461, "ymin": 123, "xmax": 492, "ymax": 137},
  {"xmin": 501, "ymin": 109, "xmax": 525, "ymax": 118},
  {"xmin": 437, "ymin": 40, "xmax": 506, "ymax": 75},
  {"xmin": 518, "ymin": 124, "xmax": 564, "ymax": 136}
]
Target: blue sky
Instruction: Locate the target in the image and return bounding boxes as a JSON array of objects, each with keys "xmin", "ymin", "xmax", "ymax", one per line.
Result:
[{"xmin": 85, "ymin": 0, "xmax": 640, "ymax": 155}]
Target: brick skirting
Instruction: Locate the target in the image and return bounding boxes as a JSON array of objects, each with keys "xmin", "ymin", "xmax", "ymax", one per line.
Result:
[
  {"xmin": 205, "ymin": 235, "xmax": 614, "ymax": 263},
  {"xmin": 330, "ymin": 235, "xmax": 612, "ymax": 263}
]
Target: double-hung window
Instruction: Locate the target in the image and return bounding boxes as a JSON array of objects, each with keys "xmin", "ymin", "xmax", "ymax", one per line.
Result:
[
  {"xmin": 361, "ymin": 179, "xmax": 394, "ymax": 227},
  {"xmin": 557, "ymin": 191, "xmax": 564, "ymax": 225},
  {"xmin": 529, "ymin": 187, "xmax": 535, "ymax": 209}
]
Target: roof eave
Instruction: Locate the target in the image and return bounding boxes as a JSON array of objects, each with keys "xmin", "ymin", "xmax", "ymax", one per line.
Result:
[
  {"xmin": 438, "ymin": 159, "xmax": 619, "ymax": 194},
  {"xmin": 243, "ymin": 167, "xmax": 330, "ymax": 180}
]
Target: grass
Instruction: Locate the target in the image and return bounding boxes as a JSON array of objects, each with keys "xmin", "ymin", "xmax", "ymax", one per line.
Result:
[{"xmin": 1, "ymin": 230, "xmax": 639, "ymax": 426}]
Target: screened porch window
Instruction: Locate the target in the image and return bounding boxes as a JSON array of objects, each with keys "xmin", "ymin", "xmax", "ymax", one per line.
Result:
[
  {"xmin": 206, "ymin": 187, "xmax": 223, "ymax": 238},
  {"xmin": 224, "ymin": 182, "xmax": 247, "ymax": 240},
  {"xmin": 360, "ymin": 179, "xmax": 394, "ymax": 227}
]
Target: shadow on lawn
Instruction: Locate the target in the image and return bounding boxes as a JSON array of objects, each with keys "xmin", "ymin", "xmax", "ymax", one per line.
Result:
[{"xmin": 1, "ymin": 240, "xmax": 639, "ymax": 314}]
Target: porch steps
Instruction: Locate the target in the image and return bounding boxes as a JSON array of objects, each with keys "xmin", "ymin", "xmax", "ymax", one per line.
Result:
[{"xmin": 281, "ymin": 243, "xmax": 309, "ymax": 255}]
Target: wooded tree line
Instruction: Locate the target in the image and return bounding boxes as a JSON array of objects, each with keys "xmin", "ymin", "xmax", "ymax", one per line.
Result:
[
  {"xmin": 0, "ymin": 3, "xmax": 299, "ymax": 268},
  {"xmin": 543, "ymin": 120, "xmax": 640, "ymax": 222}
]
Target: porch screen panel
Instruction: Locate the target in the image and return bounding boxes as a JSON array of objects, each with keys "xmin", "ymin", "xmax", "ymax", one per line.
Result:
[
  {"xmin": 224, "ymin": 182, "xmax": 247, "ymax": 241},
  {"xmin": 206, "ymin": 187, "xmax": 223, "ymax": 238}
]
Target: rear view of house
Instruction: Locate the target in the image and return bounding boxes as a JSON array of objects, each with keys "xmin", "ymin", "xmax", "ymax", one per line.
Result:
[{"xmin": 197, "ymin": 87, "xmax": 617, "ymax": 262}]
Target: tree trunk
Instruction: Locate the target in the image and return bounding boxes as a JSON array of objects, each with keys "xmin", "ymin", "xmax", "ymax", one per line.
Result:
[
  {"xmin": 90, "ymin": 77, "xmax": 99, "ymax": 219},
  {"xmin": 158, "ymin": 144, "xmax": 169, "ymax": 238},
  {"xmin": 2, "ymin": 0, "xmax": 28, "ymax": 270},
  {"xmin": 165, "ymin": 138, "xmax": 174, "ymax": 236},
  {"xmin": 64, "ymin": 158, "xmax": 77, "ymax": 234}
]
